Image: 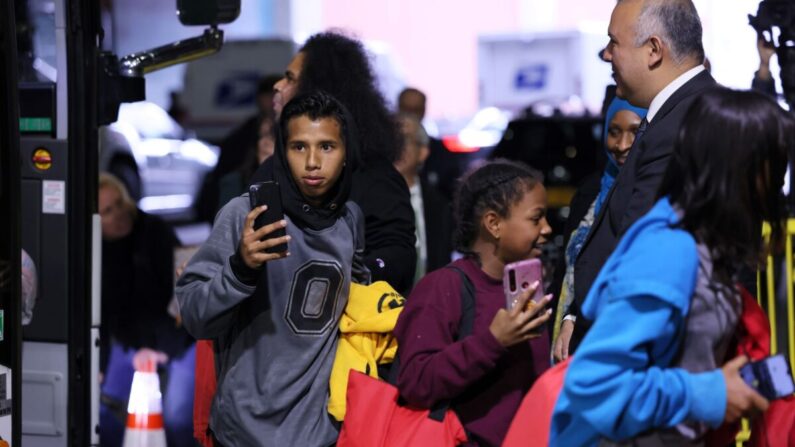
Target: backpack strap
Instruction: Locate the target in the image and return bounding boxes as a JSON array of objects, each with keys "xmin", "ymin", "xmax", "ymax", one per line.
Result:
[
  {"xmin": 387, "ymin": 265, "xmax": 477, "ymax": 384},
  {"xmin": 446, "ymin": 265, "xmax": 476, "ymax": 339},
  {"xmin": 427, "ymin": 265, "xmax": 476, "ymax": 422},
  {"xmin": 343, "ymin": 203, "xmax": 371, "ymax": 284}
]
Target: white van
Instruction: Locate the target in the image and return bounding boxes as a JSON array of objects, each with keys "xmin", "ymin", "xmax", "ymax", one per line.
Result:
[{"xmin": 181, "ymin": 38, "xmax": 297, "ymax": 142}]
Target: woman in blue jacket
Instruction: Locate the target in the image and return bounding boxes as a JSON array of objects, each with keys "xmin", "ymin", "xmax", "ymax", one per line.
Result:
[{"xmin": 551, "ymin": 88, "xmax": 792, "ymax": 446}]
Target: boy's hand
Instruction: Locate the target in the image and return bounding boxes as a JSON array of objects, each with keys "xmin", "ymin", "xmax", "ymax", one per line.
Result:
[
  {"xmin": 490, "ymin": 283, "xmax": 552, "ymax": 348},
  {"xmin": 722, "ymin": 356, "xmax": 769, "ymax": 423},
  {"xmin": 239, "ymin": 205, "xmax": 291, "ymax": 269}
]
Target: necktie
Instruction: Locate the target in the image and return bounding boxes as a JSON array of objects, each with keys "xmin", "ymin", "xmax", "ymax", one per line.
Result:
[{"xmin": 635, "ymin": 118, "xmax": 649, "ymax": 143}]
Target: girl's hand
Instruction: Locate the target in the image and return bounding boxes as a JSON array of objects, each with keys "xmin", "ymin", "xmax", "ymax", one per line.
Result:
[
  {"xmin": 490, "ymin": 282, "xmax": 552, "ymax": 347},
  {"xmin": 553, "ymin": 319, "xmax": 574, "ymax": 362},
  {"xmin": 239, "ymin": 206, "xmax": 291, "ymax": 269},
  {"xmin": 722, "ymin": 356, "xmax": 769, "ymax": 423}
]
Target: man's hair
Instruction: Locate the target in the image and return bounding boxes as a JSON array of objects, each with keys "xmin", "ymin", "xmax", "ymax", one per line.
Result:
[
  {"xmin": 298, "ymin": 32, "xmax": 401, "ymax": 163},
  {"xmin": 623, "ymin": 0, "xmax": 704, "ymax": 65},
  {"xmin": 99, "ymin": 172, "xmax": 138, "ymax": 219},
  {"xmin": 398, "ymin": 113, "xmax": 429, "ymax": 147},
  {"xmin": 398, "ymin": 87, "xmax": 427, "ymax": 104},
  {"xmin": 280, "ymin": 91, "xmax": 349, "ymax": 147},
  {"xmin": 658, "ymin": 88, "xmax": 794, "ymax": 285}
]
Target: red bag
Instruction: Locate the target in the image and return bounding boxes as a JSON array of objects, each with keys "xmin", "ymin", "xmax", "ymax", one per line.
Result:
[
  {"xmin": 337, "ymin": 370, "xmax": 468, "ymax": 447},
  {"xmin": 707, "ymin": 285, "xmax": 777, "ymax": 447},
  {"xmin": 736, "ymin": 286, "xmax": 795, "ymax": 447},
  {"xmin": 339, "ymin": 266, "xmax": 475, "ymax": 447},
  {"xmin": 748, "ymin": 396, "xmax": 795, "ymax": 447},
  {"xmin": 501, "ymin": 358, "xmax": 570, "ymax": 447},
  {"xmin": 193, "ymin": 340, "xmax": 216, "ymax": 447}
]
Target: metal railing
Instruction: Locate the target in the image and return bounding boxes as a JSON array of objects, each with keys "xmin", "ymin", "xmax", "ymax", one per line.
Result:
[{"xmin": 737, "ymin": 221, "xmax": 795, "ymax": 445}]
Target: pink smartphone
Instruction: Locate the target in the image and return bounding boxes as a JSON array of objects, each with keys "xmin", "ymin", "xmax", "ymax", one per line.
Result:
[{"xmin": 503, "ymin": 259, "xmax": 544, "ymax": 310}]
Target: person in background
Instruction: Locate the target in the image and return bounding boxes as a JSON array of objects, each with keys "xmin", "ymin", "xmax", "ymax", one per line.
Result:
[
  {"xmin": 551, "ymin": 87, "xmax": 787, "ymax": 446},
  {"xmin": 98, "ymin": 173, "xmax": 195, "ymax": 447},
  {"xmin": 753, "ymin": 34, "xmax": 777, "ymax": 98},
  {"xmin": 21, "ymin": 249, "xmax": 37, "ymax": 325},
  {"xmin": 395, "ymin": 160, "xmax": 553, "ymax": 446},
  {"xmin": 0, "ymin": 249, "xmax": 38, "ymax": 326},
  {"xmin": 197, "ymin": 74, "xmax": 281, "ymax": 222},
  {"xmin": 398, "ymin": 86, "xmax": 461, "ymax": 202},
  {"xmin": 217, "ymin": 115, "xmax": 276, "ymax": 209},
  {"xmin": 551, "ymin": 98, "xmax": 647, "ymax": 362},
  {"xmin": 394, "ymin": 113, "xmax": 453, "ymax": 288},
  {"xmin": 261, "ymin": 31, "xmax": 416, "ymax": 294},
  {"xmin": 398, "ymin": 87, "xmax": 427, "ymax": 121}
]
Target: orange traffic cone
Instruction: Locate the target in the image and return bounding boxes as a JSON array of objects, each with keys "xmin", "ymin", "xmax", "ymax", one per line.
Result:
[{"xmin": 123, "ymin": 359, "xmax": 167, "ymax": 447}]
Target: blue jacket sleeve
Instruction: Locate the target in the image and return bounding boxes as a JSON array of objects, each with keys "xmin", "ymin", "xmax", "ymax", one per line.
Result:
[{"xmin": 553, "ymin": 295, "xmax": 726, "ymax": 444}]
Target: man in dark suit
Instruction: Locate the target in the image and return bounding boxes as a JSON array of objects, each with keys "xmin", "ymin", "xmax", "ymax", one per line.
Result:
[
  {"xmin": 394, "ymin": 114, "xmax": 453, "ymax": 288},
  {"xmin": 558, "ymin": 0, "xmax": 716, "ymax": 356}
]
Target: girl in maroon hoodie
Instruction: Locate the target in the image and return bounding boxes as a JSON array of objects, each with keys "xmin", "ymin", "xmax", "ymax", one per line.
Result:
[{"xmin": 394, "ymin": 159, "xmax": 553, "ymax": 446}]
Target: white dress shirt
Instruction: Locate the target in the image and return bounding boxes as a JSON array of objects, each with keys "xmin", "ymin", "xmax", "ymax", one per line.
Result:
[{"xmin": 646, "ymin": 65, "xmax": 705, "ymax": 123}]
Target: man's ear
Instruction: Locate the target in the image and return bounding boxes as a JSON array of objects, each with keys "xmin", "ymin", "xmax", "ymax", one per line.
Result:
[
  {"xmin": 418, "ymin": 144, "xmax": 430, "ymax": 165},
  {"xmin": 482, "ymin": 210, "xmax": 502, "ymax": 240},
  {"xmin": 648, "ymin": 35, "xmax": 664, "ymax": 68}
]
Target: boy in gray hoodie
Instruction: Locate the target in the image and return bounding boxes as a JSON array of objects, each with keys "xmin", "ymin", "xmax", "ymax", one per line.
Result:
[{"xmin": 177, "ymin": 92, "xmax": 367, "ymax": 446}]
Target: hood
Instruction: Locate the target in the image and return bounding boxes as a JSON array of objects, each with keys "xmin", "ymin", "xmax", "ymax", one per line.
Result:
[{"xmin": 250, "ymin": 94, "xmax": 361, "ymax": 231}]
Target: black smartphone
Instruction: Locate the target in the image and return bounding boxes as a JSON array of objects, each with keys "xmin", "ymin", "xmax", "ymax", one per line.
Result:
[
  {"xmin": 740, "ymin": 353, "xmax": 795, "ymax": 401},
  {"xmin": 249, "ymin": 181, "xmax": 287, "ymax": 254}
]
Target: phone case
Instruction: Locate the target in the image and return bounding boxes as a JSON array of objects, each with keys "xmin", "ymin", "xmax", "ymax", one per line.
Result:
[
  {"xmin": 249, "ymin": 181, "xmax": 288, "ymax": 254},
  {"xmin": 740, "ymin": 353, "xmax": 795, "ymax": 401},
  {"xmin": 503, "ymin": 258, "xmax": 544, "ymax": 310}
]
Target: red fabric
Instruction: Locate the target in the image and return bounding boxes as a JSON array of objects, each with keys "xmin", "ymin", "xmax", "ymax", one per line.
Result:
[
  {"xmin": 738, "ymin": 284, "xmax": 795, "ymax": 447},
  {"xmin": 748, "ymin": 396, "xmax": 795, "ymax": 447},
  {"xmin": 193, "ymin": 340, "xmax": 216, "ymax": 447},
  {"xmin": 708, "ymin": 285, "xmax": 795, "ymax": 447},
  {"xmin": 736, "ymin": 285, "xmax": 771, "ymax": 362},
  {"xmin": 338, "ymin": 370, "xmax": 468, "ymax": 447},
  {"xmin": 501, "ymin": 358, "xmax": 570, "ymax": 447}
]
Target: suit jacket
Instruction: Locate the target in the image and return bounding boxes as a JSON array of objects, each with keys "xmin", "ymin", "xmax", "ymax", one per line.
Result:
[
  {"xmin": 570, "ymin": 70, "xmax": 716, "ymax": 352},
  {"xmin": 420, "ymin": 176, "xmax": 454, "ymax": 274},
  {"xmin": 551, "ymin": 171, "xmax": 601, "ymax": 302}
]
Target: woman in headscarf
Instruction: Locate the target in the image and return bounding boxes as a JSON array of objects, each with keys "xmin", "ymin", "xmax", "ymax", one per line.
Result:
[{"xmin": 552, "ymin": 98, "xmax": 647, "ymax": 362}]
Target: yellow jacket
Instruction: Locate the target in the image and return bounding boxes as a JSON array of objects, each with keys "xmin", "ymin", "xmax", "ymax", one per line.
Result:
[{"xmin": 328, "ymin": 281, "xmax": 405, "ymax": 421}]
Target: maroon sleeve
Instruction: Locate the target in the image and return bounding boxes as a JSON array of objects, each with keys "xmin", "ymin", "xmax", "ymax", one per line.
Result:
[{"xmin": 394, "ymin": 267, "xmax": 507, "ymax": 408}]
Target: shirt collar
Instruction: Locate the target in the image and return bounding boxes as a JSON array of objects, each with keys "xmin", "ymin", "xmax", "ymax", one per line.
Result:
[
  {"xmin": 409, "ymin": 177, "xmax": 422, "ymax": 196},
  {"xmin": 646, "ymin": 65, "xmax": 705, "ymax": 123}
]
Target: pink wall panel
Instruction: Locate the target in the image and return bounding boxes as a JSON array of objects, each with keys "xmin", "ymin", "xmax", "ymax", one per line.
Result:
[
  {"xmin": 555, "ymin": 0, "xmax": 613, "ymax": 28},
  {"xmin": 321, "ymin": 0, "xmax": 522, "ymax": 119}
]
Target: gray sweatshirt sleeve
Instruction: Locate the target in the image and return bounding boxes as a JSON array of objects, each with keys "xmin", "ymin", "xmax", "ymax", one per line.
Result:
[{"xmin": 176, "ymin": 197, "xmax": 257, "ymax": 339}]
